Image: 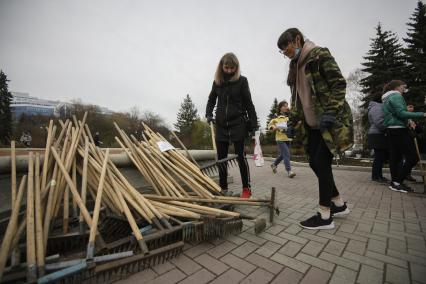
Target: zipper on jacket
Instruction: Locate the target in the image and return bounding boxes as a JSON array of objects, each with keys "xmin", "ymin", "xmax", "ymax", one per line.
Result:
[{"xmin": 226, "ymin": 90, "xmax": 230, "ymax": 139}]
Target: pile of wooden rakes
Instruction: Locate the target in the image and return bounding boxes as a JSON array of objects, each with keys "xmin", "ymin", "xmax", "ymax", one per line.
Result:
[{"xmin": 0, "ymin": 113, "xmax": 273, "ymax": 284}]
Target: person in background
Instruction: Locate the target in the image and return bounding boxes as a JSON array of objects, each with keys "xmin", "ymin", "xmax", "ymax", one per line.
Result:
[
  {"xmin": 205, "ymin": 52, "xmax": 258, "ymax": 198},
  {"xmin": 268, "ymin": 100, "xmax": 296, "ymax": 178},
  {"xmin": 367, "ymin": 91, "xmax": 389, "ymax": 183},
  {"xmin": 404, "ymin": 105, "xmax": 419, "ymax": 182},
  {"xmin": 277, "ymin": 28, "xmax": 353, "ymax": 230},
  {"xmin": 94, "ymin": 132, "xmax": 102, "ymax": 147},
  {"xmin": 382, "ymin": 80, "xmax": 426, "ymax": 193}
]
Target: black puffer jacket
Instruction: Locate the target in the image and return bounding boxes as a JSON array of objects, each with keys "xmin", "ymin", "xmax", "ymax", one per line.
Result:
[{"xmin": 206, "ymin": 76, "xmax": 258, "ymax": 142}]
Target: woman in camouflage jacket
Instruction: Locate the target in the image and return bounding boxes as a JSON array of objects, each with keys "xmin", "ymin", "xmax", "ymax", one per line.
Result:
[{"xmin": 277, "ymin": 28, "xmax": 353, "ymax": 230}]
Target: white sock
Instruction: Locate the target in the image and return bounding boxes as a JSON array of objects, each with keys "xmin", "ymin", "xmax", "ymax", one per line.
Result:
[
  {"xmin": 332, "ymin": 197, "xmax": 344, "ymax": 207},
  {"xmin": 318, "ymin": 208, "xmax": 330, "ymax": 220}
]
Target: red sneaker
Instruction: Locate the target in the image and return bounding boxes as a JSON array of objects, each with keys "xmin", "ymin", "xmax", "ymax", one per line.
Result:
[{"xmin": 241, "ymin": 187, "xmax": 252, "ymax": 199}]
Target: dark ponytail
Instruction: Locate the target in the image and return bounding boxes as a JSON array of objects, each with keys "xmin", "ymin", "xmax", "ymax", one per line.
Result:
[
  {"xmin": 383, "ymin": 80, "xmax": 406, "ymax": 93},
  {"xmin": 277, "ymin": 28, "xmax": 305, "ymax": 50}
]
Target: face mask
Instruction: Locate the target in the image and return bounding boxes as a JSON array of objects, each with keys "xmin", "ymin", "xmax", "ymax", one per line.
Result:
[
  {"xmin": 223, "ymin": 72, "xmax": 235, "ymax": 80},
  {"xmin": 293, "ymin": 48, "xmax": 301, "ymax": 60}
]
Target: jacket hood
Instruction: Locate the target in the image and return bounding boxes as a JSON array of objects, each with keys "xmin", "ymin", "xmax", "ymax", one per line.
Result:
[
  {"xmin": 368, "ymin": 101, "xmax": 381, "ymax": 111},
  {"xmin": 298, "ymin": 40, "xmax": 317, "ymax": 65},
  {"xmin": 381, "ymin": 90, "xmax": 401, "ymax": 102}
]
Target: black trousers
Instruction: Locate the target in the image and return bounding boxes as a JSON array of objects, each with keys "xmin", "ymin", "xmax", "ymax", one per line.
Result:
[
  {"xmin": 216, "ymin": 140, "xmax": 250, "ymax": 189},
  {"xmin": 307, "ymin": 129, "xmax": 340, "ymax": 207},
  {"xmin": 387, "ymin": 128, "xmax": 419, "ymax": 183},
  {"xmin": 372, "ymin": 148, "xmax": 388, "ymax": 180}
]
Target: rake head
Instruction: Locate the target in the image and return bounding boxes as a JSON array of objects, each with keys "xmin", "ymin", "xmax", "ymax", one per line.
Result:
[
  {"xmin": 181, "ymin": 221, "xmax": 205, "ymax": 242},
  {"xmin": 3, "ymin": 226, "xmax": 186, "ymax": 283},
  {"xmin": 199, "ymin": 155, "xmax": 239, "ymax": 176},
  {"xmin": 102, "ymin": 223, "xmax": 184, "ymax": 255},
  {"xmin": 93, "ymin": 241, "xmax": 184, "ymax": 283},
  {"xmin": 201, "ymin": 216, "xmax": 243, "ymax": 240}
]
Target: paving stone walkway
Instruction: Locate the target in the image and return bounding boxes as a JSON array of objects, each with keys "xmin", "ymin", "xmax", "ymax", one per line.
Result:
[{"xmin": 118, "ymin": 159, "xmax": 426, "ymax": 284}]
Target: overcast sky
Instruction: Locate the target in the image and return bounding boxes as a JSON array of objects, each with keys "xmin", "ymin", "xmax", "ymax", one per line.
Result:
[{"xmin": 0, "ymin": 0, "xmax": 418, "ymax": 129}]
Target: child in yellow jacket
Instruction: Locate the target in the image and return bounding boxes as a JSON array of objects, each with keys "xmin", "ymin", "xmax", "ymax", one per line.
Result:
[{"xmin": 268, "ymin": 101, "xmax": 296, "ymax": 178}]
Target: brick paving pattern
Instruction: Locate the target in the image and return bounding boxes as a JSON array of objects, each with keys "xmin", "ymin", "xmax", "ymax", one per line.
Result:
[{"xmin": 114, "ymin": 159, "xmax": 426, "ymax": 283}]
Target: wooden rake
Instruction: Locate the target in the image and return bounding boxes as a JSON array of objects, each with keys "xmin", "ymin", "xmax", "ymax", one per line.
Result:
[{"xmin": 199, "ymin": 122, "xmax": 240, "ymax": 176}]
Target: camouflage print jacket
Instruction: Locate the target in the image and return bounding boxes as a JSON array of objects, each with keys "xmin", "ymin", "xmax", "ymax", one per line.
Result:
[{"xmin": 289, "ymin": 47, "xmax": 354, "ymax": 157}]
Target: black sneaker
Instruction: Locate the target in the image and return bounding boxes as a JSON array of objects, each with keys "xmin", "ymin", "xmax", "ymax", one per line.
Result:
[
  {"xmin": 400, "ymin": 183, "xmax": 413, "ymax": 192},
  {"xmin": 389, "ymin": 182, "xmax": 408, "ymax": 193},
  {"xmin": 299, "ymin": 213, "xmax": 334, "ymax": 230},
  {"xmin": 270, "ymin": 163, "xmax": 277, "ymax": 174},
  {"xmin": 405, "ymin": 175, "xmax": 417, "ymax": 182},
  {"xmin": 372, "ymin": 177, "xmax": 389, "ymax": 184},
  {"xmin": 331, "ymin": 202, "xmax": 350, "ymax": 217}
]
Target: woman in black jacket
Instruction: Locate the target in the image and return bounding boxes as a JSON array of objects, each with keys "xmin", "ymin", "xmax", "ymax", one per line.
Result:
[{"xmin": 205, "ymin": 52, "xmax": 258, "ymax": 198}]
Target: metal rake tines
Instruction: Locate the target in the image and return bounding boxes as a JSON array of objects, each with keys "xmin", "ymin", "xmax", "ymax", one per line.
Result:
[
  {"xmin": 101, "ymin": 225, "xmax": 184, "ymax": 255},
  {"xmin": 94, "ymin": 241, "xmax": 184, "ymax": 283},
  {"xmin": 98, "ymin": 215, "xmax": 134, "ymax": 242},
  {"xmin": 201, "ymin": 216, "xmax": 243, "ymax": 240},
  {"xmin": 181, "ymin": 221, "xmax": 204, "ymax": 242},
  {"xmin": 201, "ymin": 216, "xmax": 223, "ymax": 240},
  {"xmin": 219, "ymin": 217, "xmax": 243, "ymax": 237},
  {"xmin": 46, "ymin": 230, "xmax": 90, "ymax": 256},
  {"xmin": 199, "ymin": 155, "xmax": 239, "ymax": 175}
]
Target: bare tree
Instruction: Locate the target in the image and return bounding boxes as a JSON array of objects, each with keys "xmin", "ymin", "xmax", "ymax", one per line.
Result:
[
  {"xmin": 346, "ymin": 69, "xmax": 367, "ymax": 145},
  {"xmin": 141, "ymin": 110, "xmax": 169, "ymax": 137}
]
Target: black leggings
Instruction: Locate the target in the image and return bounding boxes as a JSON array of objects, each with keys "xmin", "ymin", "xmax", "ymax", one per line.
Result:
[
  {"xmin": 216, "ymin": 140, "xmax": 250, "ymax": 189},
  {"xmin": 307, "ymin": 129, "xmax": 340, "ymax": 207},
  {"xmin": 387, "ymin": 128, "xmax": 419, "ymax": 183}
]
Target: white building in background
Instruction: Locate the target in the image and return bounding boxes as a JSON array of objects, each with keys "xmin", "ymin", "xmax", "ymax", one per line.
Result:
[
  {"xmin": 11, "ymin": 92, "xmax": 60, "ymax": 117},
  {"xmin": 10, "ymin": 92, "xmax": 113, "ymax": 118}
]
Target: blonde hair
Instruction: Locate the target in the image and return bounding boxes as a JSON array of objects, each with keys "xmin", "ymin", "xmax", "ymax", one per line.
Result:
[{"xmin": 214, "ymin": 52, "xmax": 241, "ymax": 85}]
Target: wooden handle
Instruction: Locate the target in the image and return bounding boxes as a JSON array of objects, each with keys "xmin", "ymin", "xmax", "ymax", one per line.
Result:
[
  {"xmin": 11, "ymin": 141, "xmax": 16, "ymax": 206},
  {"xmin": 0, "ymin": 175, "xmax": 27, "ymax": 282},
  {"xmin": 210, "ymin": 122, "xmax": 216, "ymax": 152},
  {"xmin": 51, "ymin": 147, "xmax": 93, "ymax": 228},
  {"xmin": 166, "ymin": 200, "xmax": 240, "ymax": 217},
  {"xmin": 26, "ymin": 152, "xmax": 37, "ymax": 283},
  {"xmin": 414, "ymin": 138, "xmax": 424, "ymax": 172},
  {"xmin": 35, "ymin": 154, "xmax": 45, "ymax": 276},
  {"xmin": 41, "ymin": 120, "xmax": 54, "ymax": 193},
  {"xmin": 87, "ymin": 149, "xmax": 109, "ymax": 259},
  {"xmin": 80, "ymin": 136, "xmax": 90, "ymax": 228},
  {"xmin": 109, "ymin": 171, "xmax": 149, "ymax": 253},
  {"xmin": 171, "ymin": 131, "xmax": 199, "ymax": 166},
  {"xmin": 144, "ymin": 195, "xmax": 269, "ymax": 206}
]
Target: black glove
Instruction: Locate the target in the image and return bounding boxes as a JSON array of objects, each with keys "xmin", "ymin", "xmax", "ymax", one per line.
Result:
[
  {"xmin": 288, "ymin": 112, "xmax": 300, "ymax": 127},
  {"xmin": 320, "ymin": 112, "xmax": 336, "ymax": 130},
  {"xmin": 206, "ymin": 116, "xmax": 214, "ymax": 124},
  {"xmin": 248, "ymin": 128, "xmax": 258, "ymax": 139},
  {"xmin": 286, "ymin": 126, "xmax": 295, "ymax": 138}
]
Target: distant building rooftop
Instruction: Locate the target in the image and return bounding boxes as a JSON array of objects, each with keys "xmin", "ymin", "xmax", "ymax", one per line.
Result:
[{"xmin": 10, "ymin": 92, "xmax": 114, "ymax": 118}]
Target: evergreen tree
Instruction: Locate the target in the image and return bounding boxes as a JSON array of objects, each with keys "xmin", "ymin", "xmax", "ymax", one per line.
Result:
[
  {"xmin": 360, "ymin": 23, "xmax": 407, "ymax": 96},
  {"xmin": 0, "ymin": 70, "xmax": 13, "ymax": 145},
  {"xmin": 266, "ymin": 98, "xmax": 278, "ymax": 127},
  {"xmin": 403, "ymin": 1, "xmax": 426, "ymax": 112},
  {"xmin": 264, "ymin": 98, "xmax": 278, "ymax": 144},
  {"xmin": 174, "ymin": 94, "xmax": 199, "ymax": 135}
]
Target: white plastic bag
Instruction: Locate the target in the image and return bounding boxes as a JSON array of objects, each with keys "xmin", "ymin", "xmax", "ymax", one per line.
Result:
[
  {"xmin": 253, "ymin": 130, "xmax": 264, "ymax": 167},
  {"xmin": 276, "ymin": 121, "xmax": 288, "ymax": 130}
]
